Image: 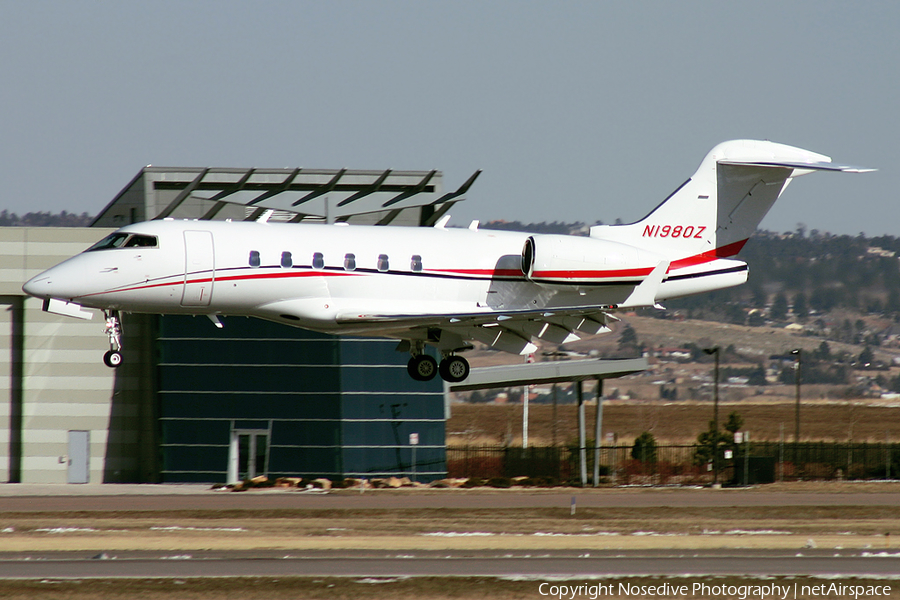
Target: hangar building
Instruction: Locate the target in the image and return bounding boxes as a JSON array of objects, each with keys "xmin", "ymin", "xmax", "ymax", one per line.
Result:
[{"xmin": 3, "ymin": 167, "xmax": 473, "ymax": 484}]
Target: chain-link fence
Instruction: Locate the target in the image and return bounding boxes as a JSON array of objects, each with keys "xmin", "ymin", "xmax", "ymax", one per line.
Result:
[{"xmin": 446, "ymin": 442, "xmax": 900, "ymax": 485}]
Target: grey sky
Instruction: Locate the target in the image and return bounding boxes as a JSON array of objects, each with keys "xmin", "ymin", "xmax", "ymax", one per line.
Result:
[{"xmin": 1, "ymin": 2, "xmax": 897, "ymax": 235}]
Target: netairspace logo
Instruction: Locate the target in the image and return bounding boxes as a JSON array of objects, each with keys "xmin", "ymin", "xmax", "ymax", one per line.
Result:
[{"xmin": 537, "ymin": 581, "xmax": 893, "ymax": 599}]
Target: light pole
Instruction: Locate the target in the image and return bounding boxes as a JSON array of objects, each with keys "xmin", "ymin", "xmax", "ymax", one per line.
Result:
[
  {"xmin": 704, "ymin": 347, "xmax": 720, "ymax": 486},
  {"xmin": 791, "ymin": 348, "xmax": 802, "ymax": 445}
]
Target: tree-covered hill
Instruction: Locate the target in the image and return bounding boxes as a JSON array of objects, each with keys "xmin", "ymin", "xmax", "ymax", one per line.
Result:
[
  {"xmin": 0, "ymin": 210, "xmax": 94, "ymax": 227},
  {"xmin": 482, "ymin": 220, "xmax": 900, "ymax": 323},
  {"xmin": 675, "ymin": 229, "xmax": 900, "ymax": 322}
]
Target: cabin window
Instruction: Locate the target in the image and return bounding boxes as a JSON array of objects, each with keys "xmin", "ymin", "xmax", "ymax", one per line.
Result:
[
  {"xmin": 281, "ymin": 251, "xmax": 292, "ymax": 268},
  {"xmin": 377, "ymin": 254, "xmax": 389, "ymax": 272},
  {"xmin": 312, "ymin": 252, "xmax": 325, "ymax": 270},
  {"xmin": 411, "ymin": 255, "xmax": 423, "ymax": 272},
  {"xmin": 344, "ymin": 253, "xmax": 356, "ymax": 271},
  {"xmin": 249, "ymin": 250, "xmax": 261, "ymax": 268}
]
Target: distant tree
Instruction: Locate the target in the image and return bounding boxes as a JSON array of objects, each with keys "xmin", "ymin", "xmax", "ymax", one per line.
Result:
[
  {"xmin": 724, "ymin": 304, "xmax": 746, "ymax": 325},
  {"xmin": 858, "ymin": 346, "xmax": 875, "ymax": 366},
  {"xmin": 810, "ymin": 287, "xmax": 842, "ymax": 312},
  {"xmin": 0, "ymin": 210, "xmax": 93, "ymax": 227},
  {"xmin": 723, "ymin": 412, "xmax": 744, "ymax": 437},
  {"xmin": 792, "ymin": 292, "xmax": 809, "ymax": 321},
  {"xmin": 770, "ymin": 293, "xmax": 789, "ymax": 321},
  {"xmin": 693, "ymin": 420, "xmax": 731, "ymax": 467},
  {"xmin": 617, "ymin": 324, "xmax": 640, "ymax": 357},
  {"xmin": 631, "ymin": 431, "xmax": 657, "ymax": 464},
  {"xmin": 813, "ymin": 341, "xmax": 832, "ymax": 360},
  {"xmin": 887, "ymin": 290, "xmax": 900, "ymax": 315},
  {"xmin": 747, "ymin": 311, "xmax": 766, "ymax": 327},
  {"xmin": 749, "ymin": 283, "xmax": 767, "ymax": 309},
  {"xmin": 747, "ymin": 364, "xmax": 768, "ymax": 386}
]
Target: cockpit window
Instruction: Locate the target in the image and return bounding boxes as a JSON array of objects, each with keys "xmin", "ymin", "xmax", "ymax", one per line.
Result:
[
  {"xmin": 124, "ymin": 235, "xmax": 158, "ymax": 248},
  {"xmin": 86, "ymin": 233, "xmax": 129, "ymax": 252},
  {"xmin": 86, "ymin": 233, "xmax": 157, "ymax": 252}
]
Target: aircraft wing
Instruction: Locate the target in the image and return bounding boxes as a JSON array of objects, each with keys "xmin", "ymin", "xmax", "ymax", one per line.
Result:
[
  {"xmin": 331, "ymin": 261, "xmax": 669, "ymax": 354},
  {"xmin": 336, "ymin": 304, "xmax": 620, "ymax": 355},
  {"xmin": 270, "ymin": 260, "xmax": 668, "ymax": 355}
]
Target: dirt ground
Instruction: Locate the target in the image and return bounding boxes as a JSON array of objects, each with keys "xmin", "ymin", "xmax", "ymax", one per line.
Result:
[
  {"xmin": 4, "ymin": 576, "xmax": 900, "ymax": 600},
  {"xmin": 7, "ymin": 576, "xmax": 900, "ymax": 600}
]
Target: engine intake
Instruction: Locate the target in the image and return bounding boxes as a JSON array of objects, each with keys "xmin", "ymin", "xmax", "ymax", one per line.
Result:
[{"xmin": 521, "ymin": 234, "xmax": 662, "ymax": 286}]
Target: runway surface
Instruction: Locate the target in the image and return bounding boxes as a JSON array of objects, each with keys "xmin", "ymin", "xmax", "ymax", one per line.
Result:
[
  {"xmin": 2, "ymin": 488, "xmax": 900, "ymax": 512},
  {"xmin": 2, "ymin": 485, "xmax": 898, "ymax": 581},
  {"xmin": 1, "ymin": 550, "xmax": 898, "ymax": 579}
]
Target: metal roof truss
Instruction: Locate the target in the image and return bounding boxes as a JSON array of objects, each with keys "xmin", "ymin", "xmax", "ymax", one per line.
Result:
[{"xmin": 146, "ymin": 167, "xmax": 480, "ymax": 225}]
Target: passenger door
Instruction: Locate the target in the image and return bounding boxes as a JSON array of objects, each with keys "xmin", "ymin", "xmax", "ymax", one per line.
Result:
[{"xmin": 182, "ymin": 230, "xmax": 215, "ymax": 306}]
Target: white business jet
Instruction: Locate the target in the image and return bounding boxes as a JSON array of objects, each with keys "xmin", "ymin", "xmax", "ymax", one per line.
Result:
[{"xmin": 23, "ymin": 140, "xmax": 871, "ymax": 382}]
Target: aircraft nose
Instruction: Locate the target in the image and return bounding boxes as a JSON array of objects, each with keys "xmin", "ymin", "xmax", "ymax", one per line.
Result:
[
  {"xmin": 23, "ymin": 259, "xmax": 87, "ymax": 301},
  {"xmin": 23, "ymin": 272, "xmax": 53, "ymax": 299}
]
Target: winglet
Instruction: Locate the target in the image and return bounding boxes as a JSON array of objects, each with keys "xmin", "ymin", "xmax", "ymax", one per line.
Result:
[{"xmin": 619, "ymin": 261, "xmax": 669, "ymax": 308}]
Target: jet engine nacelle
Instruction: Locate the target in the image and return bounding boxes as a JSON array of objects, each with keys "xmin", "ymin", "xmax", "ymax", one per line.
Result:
[{"xmin": 522, "ymin": 234, "xmax": 663, "ymax": 287}]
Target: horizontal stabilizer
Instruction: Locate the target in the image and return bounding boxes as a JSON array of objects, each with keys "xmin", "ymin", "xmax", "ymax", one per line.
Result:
[{"xmin": 718, "ymin": 159, "xmax": 875, "ymax": 173}]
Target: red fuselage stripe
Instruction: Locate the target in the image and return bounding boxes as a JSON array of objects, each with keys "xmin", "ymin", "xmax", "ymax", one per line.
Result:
[
  {"xmin": 531, "ymin": 267, "xmax": 654, "ymax": 279},
  {"xmin": 669, "ymin": 239, "xmax": 748, "ymax": 270}
]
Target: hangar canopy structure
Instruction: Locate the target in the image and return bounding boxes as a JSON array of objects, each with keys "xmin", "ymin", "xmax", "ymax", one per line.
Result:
[{"xmin": 92, "ymin": 167, "xmax": 479, "ymax": 227}]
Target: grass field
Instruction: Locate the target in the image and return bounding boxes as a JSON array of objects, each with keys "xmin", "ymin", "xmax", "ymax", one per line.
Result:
[
  {"xmin": 448, "ymin": 401, "xmax": 900, "ymax": 446},
  {"xmin": 450, "ymin": 312, "xmax": 900, "ymax": 447}
]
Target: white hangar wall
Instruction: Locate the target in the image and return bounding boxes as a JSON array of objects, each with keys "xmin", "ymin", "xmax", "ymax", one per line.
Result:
[{"xmin": 0, "ymin": 227, "xmax": 144, "ymax": 484}]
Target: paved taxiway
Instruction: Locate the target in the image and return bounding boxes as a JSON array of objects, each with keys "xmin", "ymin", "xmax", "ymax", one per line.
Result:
[{"xmin": 1, "ymin": 550, "xmax": 898, "ymax": 579}]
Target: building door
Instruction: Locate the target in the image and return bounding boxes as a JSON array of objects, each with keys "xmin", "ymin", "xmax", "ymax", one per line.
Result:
[
  {"xmin": 67, "ymin": 430, "xmax": 90, "ymax": 484},
  {"xmin": 182, "ymin": 230, "xmax": 215, "ymax": 306},
  {"xmin": 228, "ymin": 429, "xmax": 270, "ymax": 482}
]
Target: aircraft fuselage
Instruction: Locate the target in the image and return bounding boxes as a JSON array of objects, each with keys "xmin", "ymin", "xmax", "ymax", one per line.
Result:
[{"xmin": 23, "ymin": 219, "xmax": 746, "ymax": 337}]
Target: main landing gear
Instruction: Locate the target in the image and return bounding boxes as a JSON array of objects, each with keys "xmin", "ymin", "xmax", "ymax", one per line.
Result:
[
  {"xmin": 407, "ymin": 352, "xmax": 470, "ymax": 383},
  {"xmin": 102, "ymin": 310, "xmax": 123, "ymax": 368}
]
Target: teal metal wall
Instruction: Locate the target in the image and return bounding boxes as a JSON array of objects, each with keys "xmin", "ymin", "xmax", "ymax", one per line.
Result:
[{"xmin": 155, "ymin": 315, "xmax": 446, "ymax": 483}]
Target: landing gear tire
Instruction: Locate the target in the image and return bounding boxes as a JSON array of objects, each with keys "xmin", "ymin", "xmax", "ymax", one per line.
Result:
[
  {"xmin": 103, "ymin": 350, "xmax": 123, "ymax": 368},
  {"xmin": 439, "ymin": 356, "xmax": 470, "ymax": 383},
  {"xmin": 102, "ymin": 310, "xmax": 124, "ymax": 368},
  {"xmin": 407, "ymin": 354, "xmax": 438, "ymax": 381}
]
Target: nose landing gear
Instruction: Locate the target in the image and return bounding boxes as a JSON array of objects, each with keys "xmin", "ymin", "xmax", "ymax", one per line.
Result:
[{"xmin": 102, "ymin": 310, "xmax": 123, "ymax": 368}]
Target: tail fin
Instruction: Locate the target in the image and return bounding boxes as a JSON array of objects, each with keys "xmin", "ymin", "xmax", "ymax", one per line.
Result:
[{"xmin": 591, "ymin": 140, "xmax": 871, "ymax": 264}]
